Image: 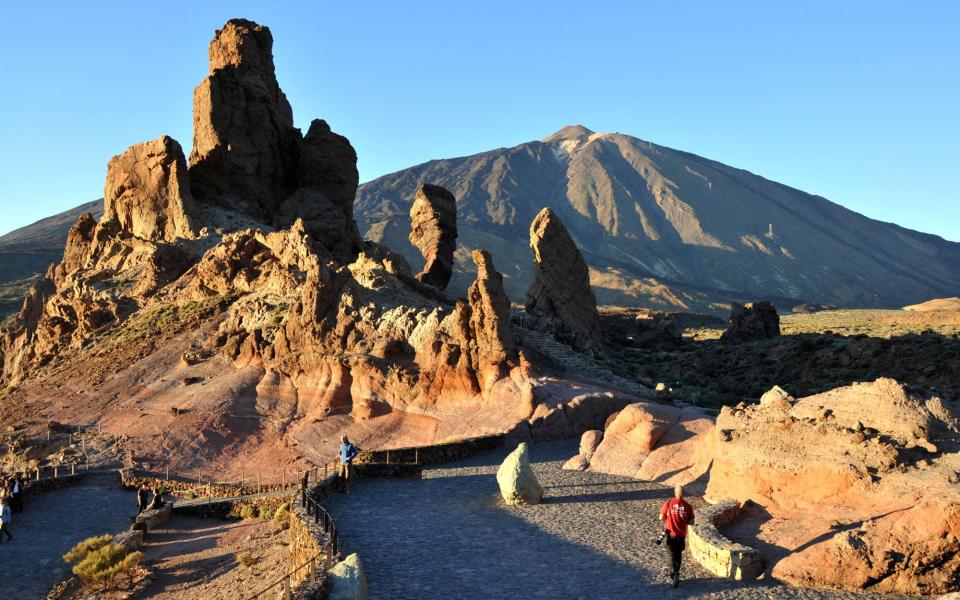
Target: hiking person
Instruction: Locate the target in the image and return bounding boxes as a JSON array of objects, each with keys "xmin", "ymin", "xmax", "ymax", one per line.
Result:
[
  {"xmin": 136, "ymin": 483, "xmax": 151, "ymax": 514},
  {"xmin": 659, "ymin": 484, "xmax": 695, "ymax": 588},
  {"xmin": 338, "ymin": 435, "xmax": 359, "ymax": 490},
  {"xmin": 0, "ymin": 496, "xmax": 12, "ymax": 543}
]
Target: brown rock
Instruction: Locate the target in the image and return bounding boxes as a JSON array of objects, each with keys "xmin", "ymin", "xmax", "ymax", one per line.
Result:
[
  {"xmin": 277, "ymin": 119, "xmax": 362, "ymax": 258},
  {"xmin": 188, "ymin": 19, "xmax": 300, "ymax": 216},
  {"xmin": 467, "ymin": 250, "xmax": 517, "ymax": 389},
  {"xmin": 408, "ymin": 184, "xmax": 457, "ymax": 289},
  {"xmin": 720, "ymin": 301, "xmax": 780, "ymax": 345},
  {"xmin": 587, "ymin": 402, "xmax": 680, "ymax": 477},
  {"xmin": 103, "ymin": 136, "xmax": 196, "ymax": 241},
  {"xmin": 525, "ymin": 208, "xmax": 602, "ymax": 355}
]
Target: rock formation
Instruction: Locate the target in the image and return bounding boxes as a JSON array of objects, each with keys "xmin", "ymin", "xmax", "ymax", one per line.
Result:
[
  {"xmin": 188, "ymin": 18, "xmax": 300, "ymax": 215},
  {"xmin": 562, "ymin": 429, "xmax": 603, "ymax": 471},
  {"xmin": 702, "ymin": 378, "xmax": 960, "ymax": 594},
  {"xmin": 720, "ymin": 301, "xmax": 780, "ymax": 345},
  {"xmin": 525, "ymin": 208, "xmax": 602, "ymax": 355},
  {"xmin": 496, "ymin": 442, "xmax": 543, "ymax": 505},
  {"xmin": 103, "ymin": 136, "xmax": 196, "ymax": 242},
  {"xmin": 408, "ymin": 184, "xmax": 457, "ymax": 289},
  {"xmin": 467, "ymin": 250, "xmax": 517, "ymax": 389}
]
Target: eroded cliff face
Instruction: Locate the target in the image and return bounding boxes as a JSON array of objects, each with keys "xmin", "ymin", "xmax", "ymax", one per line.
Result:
[{"xmin": 0, "ymin": 18, "xmax": 536, "ymax": 467}]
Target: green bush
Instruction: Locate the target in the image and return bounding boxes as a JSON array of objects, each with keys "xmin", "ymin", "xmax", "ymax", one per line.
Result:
[
  {"xmin": 63, "ymin": 534, "xmax": 113, "ymax": 563},
  {"xmin": 64, "ymin": 535, "xmax": 143, "ymax": 588},
  {"xmin": 239, "ymin": 504, "xmax": 260, "ymax": 519},
  {"xmin": 273, "ymin": 503, "xmax": 290, "ymax": 529}
]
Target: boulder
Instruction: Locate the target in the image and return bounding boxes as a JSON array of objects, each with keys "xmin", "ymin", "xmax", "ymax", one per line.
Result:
[
  {"xmin": 408, "ymin": 184, "xmax": 458, "ymax": 289},
  {"xmin": 587, "ymin": 402, "xmax": 680, "ymax": 477},
  {"xmin": 103, "ymin": 136, "xmax": 196, "ymax": 241},
  {"xmin": 496, "ymin": 442, "xmax": 543, "ymax": 505},
  {"xmin": 759, "ymin": 385, "xmax": 794, "ymax": 411},
  {"xmin": 327, "ymin": 553, "xmax": 368, "ymax": 600},
  {"xmin": 562, "ymin": 429, "xmax": 603, "ymax": 471},
  {"xmin": 720, "ymin": 301, "xmax": 780, "ymax": 345},
  {"xmin": 525, "ymin": 208, "xmax": 602, "ymax": 355}
]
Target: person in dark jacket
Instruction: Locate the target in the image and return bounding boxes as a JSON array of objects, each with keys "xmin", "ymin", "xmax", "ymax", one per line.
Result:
[
  {"xmin": 11, "ymin": 474, "xmax": 24, "ymax": 513},
  {"xmin": 659, "ymin": 484, "xmax": 695, "ymax": 588},
  {"xmin": 136, "ymin": 483, "xmax": 151, "ymax": 514},
  {"xmin": 338, "ymin": 435, "xmax": 359, "ymax": 491}
]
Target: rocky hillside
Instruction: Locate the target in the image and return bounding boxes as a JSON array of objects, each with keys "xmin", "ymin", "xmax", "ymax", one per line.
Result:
[
  {"xmin": 0, "ymin": 200, "xmax": 103, "ymax": 319},
  {"xmin": 357, "ymin": 125, "xmax": 960, "ymax": 311}
]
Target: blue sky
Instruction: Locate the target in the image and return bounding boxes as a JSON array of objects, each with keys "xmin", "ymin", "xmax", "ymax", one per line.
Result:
[{"xmin": 1, "ymin": 1, "xmax": 957, "ymax": 241}]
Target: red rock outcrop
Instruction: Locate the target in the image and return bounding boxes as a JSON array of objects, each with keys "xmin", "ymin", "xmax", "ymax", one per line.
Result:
[
  {"xmin": 467, "ymin": 250, "xmax": 517, "ymax": 389},
  {"xmin": 704, "ymin": 378, "xmax": 960, "ymax": 594},
  {"xmin": 103, "ymin": 136, "xmax": 196, "ymax": 242},
  {"xmin": 525, "ymin": 208, "xmax": 602, "ymax": 355},
  {"xmin": 720, "ymin": 301, "xmax": 780, "ymax": 345},
  {"xmin": 408, "ymin": 184, "xmax": 458, "ymax": 289},
  {"xmin": 188, "ymin": 18, "xmax": 300, "ymax": 215}
]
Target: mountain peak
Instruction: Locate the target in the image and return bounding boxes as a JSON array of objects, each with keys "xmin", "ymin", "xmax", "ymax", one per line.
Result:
[{"xmin": 543, "ymin": 125, "xmax": 595, "ymax": 143}]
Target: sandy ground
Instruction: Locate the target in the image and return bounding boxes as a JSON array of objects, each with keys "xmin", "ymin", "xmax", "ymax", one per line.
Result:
[{"xmin": 132, "ymin": 516, "xmax": 289, "ymax": 599}]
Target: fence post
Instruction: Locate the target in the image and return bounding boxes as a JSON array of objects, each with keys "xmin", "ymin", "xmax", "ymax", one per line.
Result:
[
  {"xmin": 310, "ymin": 556, "xmax": 317, "ymax": 584},
  {"xmin": 257, "ymin": 474, "xmax": 261, "ymax": 494},
  {"xmin": 166, "ymin": 465, "xmax": 170, "ymax": 481},
  {"xmin": 281, "ymin": 576, "xmax": 291, "ymax": 600},
  {"xmin": 71, "ymin": 464, "xmax": 75, "ymax": 476},
  {"xmin": 415, "ymin": 447, "xmax": 419, "ymax": 465},
  {"xmin": 35, "ymin": 467, "xmax": 40, "ymax": 481},
  {"xmin": 54, "ymin": 466, "xmax": 58, "ymax": 478},
  {"xmin": 386, "ymin": 450, "xmax": 390, "ymax": 464}
]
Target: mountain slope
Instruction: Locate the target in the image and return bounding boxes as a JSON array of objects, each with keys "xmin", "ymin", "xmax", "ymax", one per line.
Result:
[
  {"xmin": 356, "ymin": 126, "xmax": 960, "ymax": 311},
  {"xmin": 0, "ymin": 199, "xmax": 103, "ymax": 318}
]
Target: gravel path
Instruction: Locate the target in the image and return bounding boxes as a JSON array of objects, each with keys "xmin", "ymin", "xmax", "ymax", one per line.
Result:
[
  {"xmin": 324, "ymin": 441, "xmax": 907, "ymax": 600},
  {"xmin": 0, "ymin": 473, "xmax": 136, "ymax": 599}
]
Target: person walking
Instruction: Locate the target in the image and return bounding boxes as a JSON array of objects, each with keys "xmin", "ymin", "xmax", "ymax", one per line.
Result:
[
  {"xmin": 0, "ymin": 496, "xmax": 12, "ymax": 544},
  {"xmin": 136, "ymin": 483, "xmax": 151, "ymax": 514},
  {"xmin": 337, "ymin": 435, "xmax": 359, "ymax": 491},
  {"xmin": 659, "ymin": 484, "xmax": 695, "ymax": 588}
]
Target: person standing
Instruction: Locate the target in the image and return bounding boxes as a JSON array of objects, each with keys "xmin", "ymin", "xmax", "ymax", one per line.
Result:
[
  {"xmin": 337, "ymin": 435, "xmax": 359, "ymax": 491},
  {"xmin": 0, "ymin": 497, "xmax": 12, "ymax": 543},
  {"xmin": 659, "ymin": 484, "xmax": 695, "ymax": 588},
  {"xmin": 11, "ymin": 474, "xmax": 23, "ymax": 513},
  {"xmin": 136, "ymin": 483, "xmax": 151, "ymax": 514}
]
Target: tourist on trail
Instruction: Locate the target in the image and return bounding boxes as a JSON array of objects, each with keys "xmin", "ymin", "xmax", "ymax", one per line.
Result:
[
  {"xmin": 147, "ymin": 487, "xmax": 165, "ymax": 510},
  {"xmin": 11, "ymin": 474, "xmax": 23, "ymax": 513},
  {"xmin": 659, "ymin": 484, "xmax": 695, "ymax": 588},
  {"xmin": 0, "ymin": 497, "xmax": 12, "ymax": 543},
  {"xmin": 338, "ymin": 435, "xmax": 359, "ymax": 491},
  {"xmin": 136, "ymin": 482, "xmax": 151, "ymax": 514}
]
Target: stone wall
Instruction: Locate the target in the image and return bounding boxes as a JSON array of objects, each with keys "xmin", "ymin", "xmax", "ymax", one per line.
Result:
[
  {"xmin": 21, "ymin": 472, "xmax": 87, "ymax": 501},
  {"xmin": 354, "ymin": 433, "xmax": 505, "ymax": 466},
  {"xmin": 118, "ymin": 468, "xmax": 292, "ymax": 498},
  {"xmin": 687, "ymin": 500, "xmax": 763, "ymax": 580}
]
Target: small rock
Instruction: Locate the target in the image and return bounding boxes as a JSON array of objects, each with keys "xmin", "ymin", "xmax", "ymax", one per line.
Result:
[{"xmin": 496, "ymin": 442, "xmax": 543, "ymax": 506}]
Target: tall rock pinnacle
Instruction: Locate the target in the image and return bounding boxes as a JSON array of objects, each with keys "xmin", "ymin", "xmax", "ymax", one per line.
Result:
[
  {"xmin": 525, "ymin": 207, "xmax": 602, "ymax": 355},
  {"xmin": 188, "ymin": 18, "xmax": 301, "ymax": 217},
  {"xmin": 408, "ymin": 183, "xmax": 458, "ymax": 289}
]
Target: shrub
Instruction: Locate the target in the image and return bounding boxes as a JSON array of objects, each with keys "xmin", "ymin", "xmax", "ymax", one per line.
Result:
[
  {"xmin": 63, "ymin": 534, "xmax": 113, "ymax": 563},
  {"xmin": 237, "ymin": 551, "xmax": 258, "ymax": 567},
  {"xmin": 239, "ymin": 504, "xmax": 260, "ymax": 519},
  {"xmin": 64, "ymin": 535, "xmax": 143, "ymax": 589},
  {"xmin": 273, "ymin": 503, "xmax": 290, "ymax": 529}
]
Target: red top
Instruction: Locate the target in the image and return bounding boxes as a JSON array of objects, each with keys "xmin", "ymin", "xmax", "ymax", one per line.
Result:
[{"xmin": 660, "ymin": 498, "xmax": 695, "ymax": 537}]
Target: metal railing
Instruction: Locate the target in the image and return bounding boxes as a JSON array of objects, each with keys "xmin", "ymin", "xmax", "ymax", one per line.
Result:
[{"xmin": 242, "ymin": 487, "xmax": 340, "ymax": 600}]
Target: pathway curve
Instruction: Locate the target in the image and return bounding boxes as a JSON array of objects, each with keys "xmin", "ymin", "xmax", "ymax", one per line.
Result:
[
  {"xmin": 0, "ymin": 472, "xmax": 136, "ymax": 599},
  {"xmin": 324, "ymin": 441, "xmax": 907, "ymax": 600}
]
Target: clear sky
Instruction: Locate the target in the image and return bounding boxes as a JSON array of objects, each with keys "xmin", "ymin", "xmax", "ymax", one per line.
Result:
[{"xmin": 1, "ymin": 1, "xmax": 957, "ymax": 241}]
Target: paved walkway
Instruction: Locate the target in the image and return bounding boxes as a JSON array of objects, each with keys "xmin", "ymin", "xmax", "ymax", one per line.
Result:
[
  {"xmin": 0, "ymin": 472, "xmax": 136, "ymax": 599},
  {"xmin": 325, "ymin": 441, "xmax": 906, "ymax": 600}
]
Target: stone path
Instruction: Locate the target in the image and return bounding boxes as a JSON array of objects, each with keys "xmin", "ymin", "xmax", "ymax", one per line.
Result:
[
  {"xmin": 0, "ymin": 472, "xmax": 136, "ymax": 599},
  {"xmin": 324, "ymin": 441, "xmax": 908, "ymax": 600}
]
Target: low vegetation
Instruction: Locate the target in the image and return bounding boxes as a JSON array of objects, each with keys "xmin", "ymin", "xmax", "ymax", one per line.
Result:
[
  {"xmin": 63, "ymin": 534, "xmax": 144, "ymax": 590},
  {"xmin": 102, "ymin": 293, "xmax": 240, "ymax": 351}
]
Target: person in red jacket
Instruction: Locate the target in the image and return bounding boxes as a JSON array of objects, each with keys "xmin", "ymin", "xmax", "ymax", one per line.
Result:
[{"xmin": 659, "ymin": 484, "xmax": 695, "ymax": 588}]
